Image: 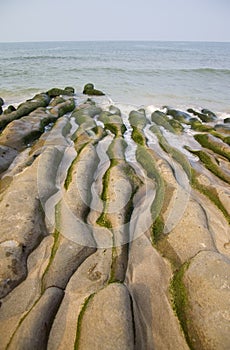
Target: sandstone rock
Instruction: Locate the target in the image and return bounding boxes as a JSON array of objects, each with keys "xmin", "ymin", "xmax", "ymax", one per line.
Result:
[
  {"xmin": 1, "ymin": 90, "xmax": 229, "ymax": 350},
  {"xmin": 0, "ymin": 236, "xmax": 53, "ymax": 349},
  {"xmin": 0, "ymin": 145, "xmax": 18, "ymax": 174},
  {"xmin": 7, "ymin": 287, "xmax": 64, "ymax": 350},
  {"xmin": 49, "ymin": 98, "xmax": 75, "ymax": 117},
  {"xmin": 77, "ymin": 283, "xmax": 134, "ymax": 350},
  {"xmin": 0, "ymin": 93, "xmax": 51, "ymax": 130},
  {"xmin": 109, "ymin": 105, "xmax": 121, "ymax": 116},
  {"xmin": 125, "ymin": 233, "xmax": 189, "ymax": 350},
  {"xmin": 42, "ymin": 234, "xmax": 95, "ymax": 290},
  {"xmin": 0, "ymin": 146, "xmax": 64, "ymax": 298},
  {"xmin": 214, "ymin": 123, "xmax": 230, "ymax": 135},
  {"xmin": 0, "ymin": 107, "xmax": 57, "ymax": 151},
  {"xmin": 161, "ymin": 199, "xmax": 216, "ymax": 265},
  {"xmin": 183, "ymin": 251, "xmax": 230, "ymax": 350},
  {"xmin": 152, "ymin": 110, "xmax": 179, "ymax": 133},
  {"xmin": 49, "ymin": 96, "xmax": 66, "ymax": 107},
  {"xmin": 48, "ymin": 248, "xmax": 112, "ymax": 349},
  {"xmin": 98, "ymin": 112, "xmax": 125, "ymax": 136},
  {"xmin": 129, "ymin": 109, "xmax": 147, "ymax": 129}
]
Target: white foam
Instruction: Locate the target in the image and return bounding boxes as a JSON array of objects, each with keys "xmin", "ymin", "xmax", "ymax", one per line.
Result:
[{"xmin": 217, "ymin": 112, "xmax": 230, "ymax": 120}]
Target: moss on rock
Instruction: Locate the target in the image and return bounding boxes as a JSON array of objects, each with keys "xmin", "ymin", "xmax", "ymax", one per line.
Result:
[
  {"xmin": 131, "ymin": 127, "xmax": 146, "ymax": 145},
  {"xmin": 46, "ymin": 87, "xmax": 74, "ymax": 98},
  {"xmin": 83, "ymin": 83, "xmax": 105, "ymax": 96},
  {"xmin": 185, "ymin": 147, "xmax": 230, "ymax": 184},
  {"xmin": 129, "ymin": 110, "xmax": 147, "ymax": 129},
  {"xmin": 170, "ymin": 262, "xmax": 192, "ymax": 348},
  {"xmin": 194, "ymin": 133, "xmax": 230, "ymax": 161},
  {"xmin": 151, "ymin": 110, "xmax": 183, "ymax": 134}
]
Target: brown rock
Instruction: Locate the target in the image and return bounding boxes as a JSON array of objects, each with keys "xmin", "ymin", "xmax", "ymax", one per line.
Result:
[
  {"xmin": 77, "ymin": 283, "xmax": 134, "ymax": 350},
  {"xmin": 183, "ymin": 251, "xmax": 230, "ymax": 350}
]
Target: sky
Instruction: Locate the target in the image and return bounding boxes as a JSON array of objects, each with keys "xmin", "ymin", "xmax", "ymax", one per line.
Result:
[{"xmin": 0, "ymin": 0, "xmax": 229, "ymax": 42}]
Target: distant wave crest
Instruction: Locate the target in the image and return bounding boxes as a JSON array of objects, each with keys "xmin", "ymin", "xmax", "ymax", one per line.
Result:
[{"xmin": 179, "ymin": 68, "xmax": 230, "ymax": 74}]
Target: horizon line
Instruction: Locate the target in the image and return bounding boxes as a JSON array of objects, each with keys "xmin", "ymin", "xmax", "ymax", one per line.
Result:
[{"xmin": 0, "ymin": 39, "xmax": 230, "ymax": 44}]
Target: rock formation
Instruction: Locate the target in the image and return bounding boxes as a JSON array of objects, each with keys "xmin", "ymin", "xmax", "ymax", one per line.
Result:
[{"xmin": 0, "ymin": 86, "xmax": 229, "ymax": 350}]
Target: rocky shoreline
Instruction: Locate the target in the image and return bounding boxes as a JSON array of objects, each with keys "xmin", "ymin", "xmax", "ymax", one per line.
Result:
[{"xmin": 0, "ymin": 84, "xmax": 230, "ymax": 349}]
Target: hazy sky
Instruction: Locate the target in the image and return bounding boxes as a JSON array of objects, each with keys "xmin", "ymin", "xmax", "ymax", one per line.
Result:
[{"xmin": 1, "ymin": 0, "xmax": 229, "ymax": 42}]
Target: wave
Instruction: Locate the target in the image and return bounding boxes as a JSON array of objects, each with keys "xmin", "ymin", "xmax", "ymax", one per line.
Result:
[
  {"xmin": 1, "ymin": 55, "xmax": 230, "ymax": 75},
  {"xmin": 0, "ymin": 55, "xmax": 84, "ymax": 61},
  {"xmin": 178, "ymin": 68, "xmax": 230, "ymax": 74},
  {"xmin": 134, "ymin": 67, "xmax": 230, "ymax": 75},
  {"xmin": 69, "ymin": 67, "xmax": 230, "ymax": 75}
]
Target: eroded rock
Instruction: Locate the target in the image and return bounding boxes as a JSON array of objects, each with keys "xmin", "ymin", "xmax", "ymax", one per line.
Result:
[
  {"xmin": 0, "ymin": 88, "xmax": 229, "ymax": 350},
  {"xmin": 183, "ymin": 251, "xmax": 230, "ymax": 350}
]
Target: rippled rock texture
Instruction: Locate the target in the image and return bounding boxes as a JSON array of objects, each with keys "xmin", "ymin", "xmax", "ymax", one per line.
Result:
[{"xmin": 0, "ymin": 87, "xmax": 230, "ymax": 350}]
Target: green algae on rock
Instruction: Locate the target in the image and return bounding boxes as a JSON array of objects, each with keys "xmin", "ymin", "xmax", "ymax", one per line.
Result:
[
  {"xmin": 83, "ymin": 83, "xmax": 105, "ymax": 96},
  {"xmin": 0, "ymin": 87, "xmax": 230, "ymax": 350}
]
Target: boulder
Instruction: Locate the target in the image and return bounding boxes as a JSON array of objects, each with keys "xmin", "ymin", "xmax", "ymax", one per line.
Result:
[
  {"xmin": 7, "ymin": 287, "xmax": 64, "ymax": 350},
  {"xmin": 125, "ymin": 233, "xmax": 189, "ymax": 350},
  {"xmin": 46, "ymin": 87, "xmax": 74, "ymax": 98},
  {"xmin": 0, "ymin": 97, "xmax": 4, "ymax": 115},
  {"xmin": 164, "ymin": 106, "xmax": 190, "ymax": 123},
  {"xmin": 3, "ymin": 105, "xmax": 16, "ymax": 115},
  {"xmin": 151, "ymin": 110, "xmax": 183, "ymax": 134},
  {"xmin": 0, "ymin": 93, "xmax": 51, "ymax": 130},
  {"xmin": 129, "ymin": 109, "xmax": 148, "ymax": 129},
  {"xmin": 201, "ymin": 108, "xmax": 217, "ymax": 119},
  {"xmin": 183, "ymin": 251, "xmax": 230, "ymax": 350},
  {"xmin": 0, "ymin": 107, "xmax": 56, "ymax": 151},
  {"xmin": 187, "ymin": 108, "xmax": 215, "ymax": 122},
  {"xmin": 109, "ymin": 105, "xmax": 121, "ymax": 116},
  {"xmin": 64, "ymin": 86, "xmax": 75, "ymax": 94},
  {"xmin": 77, "ymin": 283, "xmax": 134, "ymax": 350},
  {"xmin": 0, "ymin": 97, "xmax": 4, "ymax": 106},
  {"xmin": 83, "ymin": 83, "xmax": 105, "ymax": 96},
  {"xmin": 0, "ymin": 145, "xmax": 18, "ymax": 174}
]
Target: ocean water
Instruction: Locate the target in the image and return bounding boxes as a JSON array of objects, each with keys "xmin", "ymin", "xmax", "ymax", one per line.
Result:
[{"xmin": 0, "ymin": 41, "xmax": 230, "ymax": 116}]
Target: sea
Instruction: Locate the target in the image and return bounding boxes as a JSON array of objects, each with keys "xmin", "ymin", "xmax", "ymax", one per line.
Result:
[{"xmin": 0, "ymin": 40, "xmax": 230, "ymax": 117}]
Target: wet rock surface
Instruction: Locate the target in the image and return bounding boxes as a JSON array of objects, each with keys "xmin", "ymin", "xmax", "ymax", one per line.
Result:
[{"xmin": 0, "ymin": 86, "xmax": 230, "ymax": 349}]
